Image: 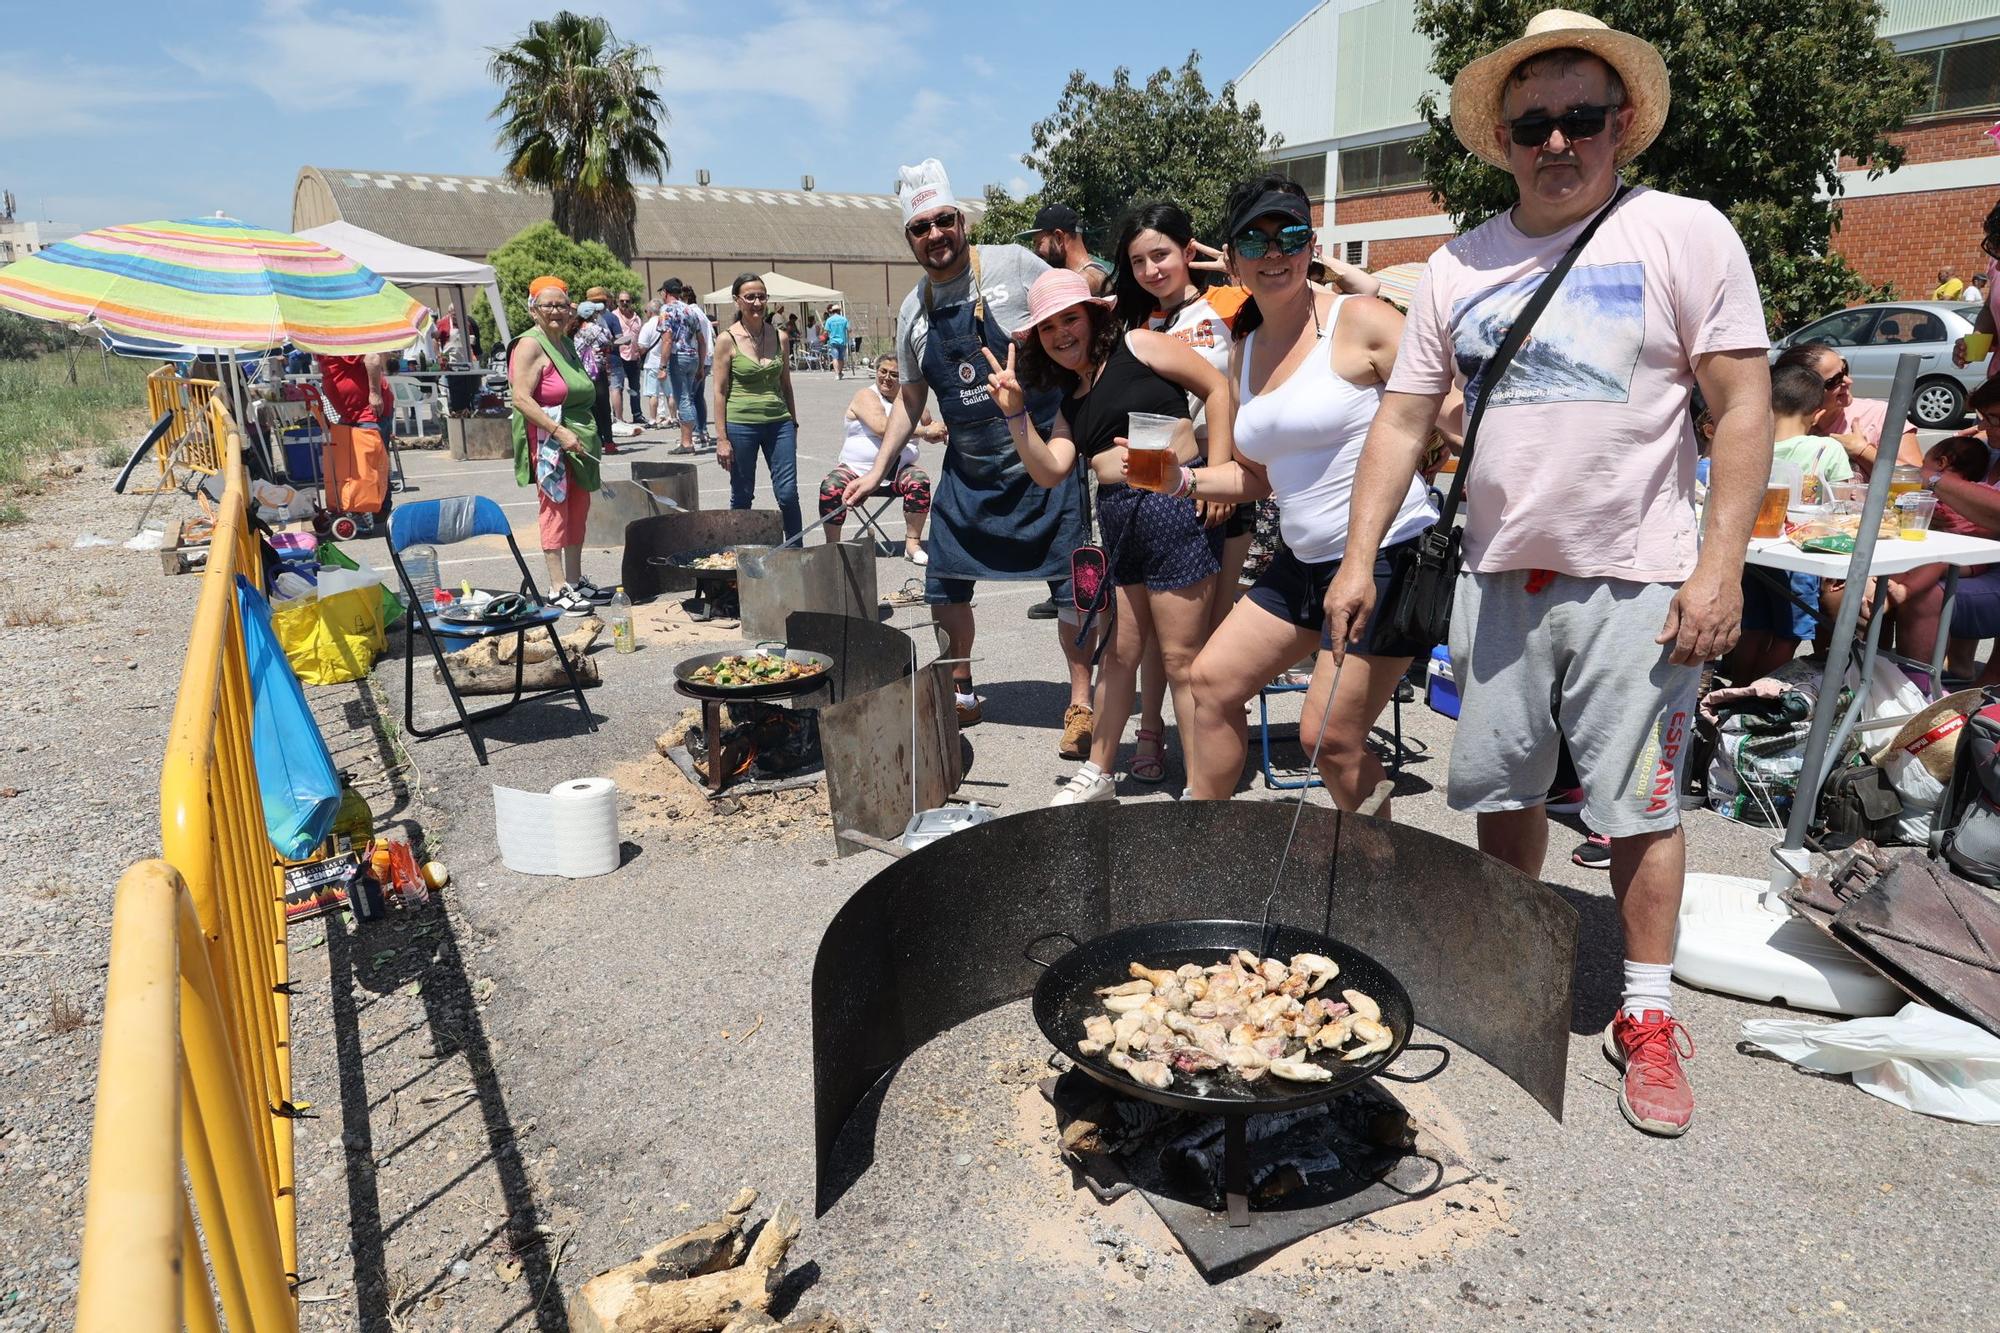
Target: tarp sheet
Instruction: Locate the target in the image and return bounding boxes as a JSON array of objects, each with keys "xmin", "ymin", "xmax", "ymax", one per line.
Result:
[{"xmin": 239, "ymin": 576, "xmax": 341, "ymax": 858}]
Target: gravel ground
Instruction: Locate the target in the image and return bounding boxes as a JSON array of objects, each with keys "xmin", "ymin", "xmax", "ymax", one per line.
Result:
[{"xmin": 4, "ymin": 375, "xmax": 1996, "ymax": 1331}]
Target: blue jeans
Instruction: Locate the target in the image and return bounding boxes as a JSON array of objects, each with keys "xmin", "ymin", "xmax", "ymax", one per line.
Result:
[
  {"xmin": 726, "ymin": 418, "xmax": 801, "ymax": 539},
  {"xmin": 669, "ymin": 355, "xmax": 706, "ymax": 435}
]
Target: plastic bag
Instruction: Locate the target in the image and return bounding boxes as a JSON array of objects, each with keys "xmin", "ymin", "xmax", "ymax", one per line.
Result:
[
  {"xmin": 238, "ymin": 577, "xmax": 341, "ymax": 857},
  {"xmin": 1742, "ymin": 1002, "xmax": 2000, "ymax": 1125},
  {"xmin": 269, "ymin": 583, "xmax": 388, "ymax": 685}
]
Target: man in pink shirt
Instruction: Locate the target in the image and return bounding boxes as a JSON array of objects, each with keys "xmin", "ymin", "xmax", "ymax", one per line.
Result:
[{"xmin": 1326, "ymin": 10, "xmax": 1772, "ymax": 1138}]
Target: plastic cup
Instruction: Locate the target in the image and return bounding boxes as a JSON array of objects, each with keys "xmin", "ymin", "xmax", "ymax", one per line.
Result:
[
  {"xmin": 1752, "ymin": 484, "xmax": 1790, "ymax": 539},
  {"xmin": 1124, "ymin": 411, "xmax": 1180, "ymax": 492},
  {"xmin": 1964, "ymin": 332, "xmax": 1994, "ymax": 362},
  {"xmin": 1897, "ymin": 492, "xmax": 1937, "ymax": 541}
]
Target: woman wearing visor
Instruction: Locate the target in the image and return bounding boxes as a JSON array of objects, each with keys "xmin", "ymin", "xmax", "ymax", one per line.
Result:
[{"xmin": 1179, "ymin": 176, "xmax": 1436, "ymax": 814}]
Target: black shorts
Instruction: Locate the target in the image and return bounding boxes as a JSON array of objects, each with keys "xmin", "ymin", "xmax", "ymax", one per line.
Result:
[
  {"xmin": 1246, "ymin": 536, "xmax": 1423, "ymax": 656},
  {"xmin": 1223, "ymin": 502, "xmax": 1256, "ymax": 539}
]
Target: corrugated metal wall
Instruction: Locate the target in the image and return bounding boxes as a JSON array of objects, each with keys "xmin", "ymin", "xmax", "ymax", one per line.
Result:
[
  {"xmin": 1334, "ymin": 0, "xmax": 1447, "ymax": 139},
  {"xmin": 1235, "ymin": 2, "xmax": 1343, "ymax": 147},
  {"xmin": 1879, "ymin": 0, "xmax": 2000, "ymax": 39}
]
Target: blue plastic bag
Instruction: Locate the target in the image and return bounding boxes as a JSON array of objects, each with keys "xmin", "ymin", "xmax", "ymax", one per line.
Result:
[{"xmin": 238, "ymin": 576, "xmax": 341, "ymax": 858}]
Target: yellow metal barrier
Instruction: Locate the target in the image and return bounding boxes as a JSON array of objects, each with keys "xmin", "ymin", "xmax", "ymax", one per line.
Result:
[
  {"xmin": 78, "ymin": 400, "xmax": 298, "ymax": 1330},
  {"xmin": 142, "ymin": 364, "xmax": 222, "ymax": 490}
]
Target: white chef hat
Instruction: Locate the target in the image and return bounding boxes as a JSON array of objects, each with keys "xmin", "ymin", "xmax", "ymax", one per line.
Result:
[{"xmin": 897, "ymin": 158, "xmax": 958, "ymax": 226}]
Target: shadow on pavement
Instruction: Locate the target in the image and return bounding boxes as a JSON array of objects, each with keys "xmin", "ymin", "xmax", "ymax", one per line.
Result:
[{"xmin": 324, "ymin": 897, "xmax": 569, "ymax": 1333}]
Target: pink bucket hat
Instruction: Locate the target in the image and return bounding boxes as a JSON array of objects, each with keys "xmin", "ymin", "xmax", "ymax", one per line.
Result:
[{"xmin": 1013, "ymin": 268, "xmax": 1113, "ymax": 342}]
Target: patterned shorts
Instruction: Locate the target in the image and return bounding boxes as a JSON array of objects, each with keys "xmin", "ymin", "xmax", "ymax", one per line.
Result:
[
  {"xmin": 1096, "ymin": 484, "xmax": 1223, "ymax": 593},
  {"xmin": 819, "ymin": 462, "xmax": 932, "ymax": 518}
]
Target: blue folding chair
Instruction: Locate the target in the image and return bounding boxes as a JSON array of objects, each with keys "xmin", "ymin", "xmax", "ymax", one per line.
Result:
[{"xmin": 388, "ymin": 497, "xmax": 596, "ymax": 765}]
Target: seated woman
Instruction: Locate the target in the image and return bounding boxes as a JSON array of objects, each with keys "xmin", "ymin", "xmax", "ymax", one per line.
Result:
[
  {"xmin": 1834, "ymin": 377, "xmax": 2000, "ymax": 683},
  {"xmin": 818, "ymin": 354, "xmax": 945, "ymax": 563},
  {"xmin": 1180, "ymin": 175, "xmax": 1435, "ymax": 813},
  {"xmin": 1772, "ymin": 341, "xmax": 1922, "ymax": 473},
  {"xmin": 982, "ymin": 268, "xmax": 1233, "ymax": 805}
]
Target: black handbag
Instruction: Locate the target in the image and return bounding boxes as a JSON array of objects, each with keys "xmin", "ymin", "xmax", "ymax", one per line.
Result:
[{"xmin": 1375, "ymin": 185, "xmax": 1633, "ymax": 657}]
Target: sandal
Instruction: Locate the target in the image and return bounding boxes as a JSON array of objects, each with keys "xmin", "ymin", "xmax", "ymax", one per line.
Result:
[{"xmin": 1129, "ymin": 728, "xmax": 1167, "ymax": 784}]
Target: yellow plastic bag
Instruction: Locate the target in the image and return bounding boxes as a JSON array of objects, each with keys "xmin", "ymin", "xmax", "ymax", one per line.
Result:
[{"xmin": 270, "ymin": 584, "xmax": 388, "ymax": 685}]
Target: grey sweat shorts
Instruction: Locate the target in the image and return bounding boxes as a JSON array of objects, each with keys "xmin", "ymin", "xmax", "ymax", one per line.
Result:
[{"xmin": 1447, "ymin": 570, "xmax": 1699, "ymax": 839}]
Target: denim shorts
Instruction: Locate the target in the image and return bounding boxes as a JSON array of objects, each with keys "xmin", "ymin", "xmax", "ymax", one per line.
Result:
[{"xmin": 925, "ymin": 574, "xmax": 1073, "ymax": 607}]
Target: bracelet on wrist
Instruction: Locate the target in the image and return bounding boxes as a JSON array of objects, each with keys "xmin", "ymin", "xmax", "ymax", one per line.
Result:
[
  {"xmin": 1002, "ymin": 409, "xmax": 1027, "ymax": 422},
  {"xmin": 1171, "ymin": 465, "xmax": 1194, "ymax": 500}
]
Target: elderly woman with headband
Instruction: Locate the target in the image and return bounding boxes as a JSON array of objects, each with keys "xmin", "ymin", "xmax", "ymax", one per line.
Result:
[{"xmin": 509, "ymin": 276, "xmax": 612, "ymax": 614}]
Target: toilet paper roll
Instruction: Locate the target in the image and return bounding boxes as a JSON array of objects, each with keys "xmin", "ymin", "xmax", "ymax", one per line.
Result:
[{"xmin": 492, "ymin": 776, "xmax": 621, "ymax": 879}]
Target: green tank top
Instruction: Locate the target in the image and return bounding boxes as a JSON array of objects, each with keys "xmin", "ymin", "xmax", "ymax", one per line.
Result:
[{"xmin": 726, "ymin": 329, "xmax": 791, "ymax": 424}]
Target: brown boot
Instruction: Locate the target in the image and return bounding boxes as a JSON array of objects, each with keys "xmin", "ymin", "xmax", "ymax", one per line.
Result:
[{"xmin": 1058, "ymin": 703, "xmax": 1094, "ymax": 759}]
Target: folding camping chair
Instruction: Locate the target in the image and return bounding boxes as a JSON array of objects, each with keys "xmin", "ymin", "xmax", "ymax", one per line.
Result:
[
  {"xmin": 1256, "ymin": 674, "xmax": 1415, "ymax": 791},
  {"xmin": 388, "ymin": 497, "xmax": 596, "ymax": 765}
]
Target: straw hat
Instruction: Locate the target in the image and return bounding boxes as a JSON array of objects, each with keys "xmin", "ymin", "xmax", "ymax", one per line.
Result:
[
  {"xmin": 1012, "ymin": 269, "xmax": 1113, "ymax": 343},
  {"xmin": 1449, "ymin": 9, "xmax": 1669, "ymax": 170},
  {"xmin": 1871, "ymin": 688, "xmax": 1984, "ymax": 782}
]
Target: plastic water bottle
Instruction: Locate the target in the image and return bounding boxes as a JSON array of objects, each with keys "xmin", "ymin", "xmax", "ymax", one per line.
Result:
[
  {"xmin": 609, "ymin": 590, "xmax": 636, "ymax": 653},
  {"xmin": 403, "ymin": 544, "xmax": 440, "ymax": 610}
]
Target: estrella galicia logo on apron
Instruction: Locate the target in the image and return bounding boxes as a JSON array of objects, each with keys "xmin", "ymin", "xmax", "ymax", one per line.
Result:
[{"xmin": 957, "ymin": 360, "xmax": 977, "ymax": 385}]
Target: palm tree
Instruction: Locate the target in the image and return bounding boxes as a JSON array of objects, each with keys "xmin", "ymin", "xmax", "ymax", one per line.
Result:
[{"xmin": 488, "ymin": 12, "xmax": 669, "ymax": 262}]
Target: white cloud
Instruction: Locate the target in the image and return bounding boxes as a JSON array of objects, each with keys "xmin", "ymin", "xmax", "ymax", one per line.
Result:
[{"xmin": 0, "ymin": 58, "xmax": 217, "ymax": 140}]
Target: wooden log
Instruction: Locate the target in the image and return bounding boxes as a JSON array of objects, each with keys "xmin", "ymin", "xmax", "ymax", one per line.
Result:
[{"xmin": 569, "ymin": 1203, "xmax": 801, "ymax": 1333}]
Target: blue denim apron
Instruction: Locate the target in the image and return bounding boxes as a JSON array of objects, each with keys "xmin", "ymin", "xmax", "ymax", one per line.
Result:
[{"xmin": 919, "ymin": 252, "xmax": 1089, "ymax": 581}]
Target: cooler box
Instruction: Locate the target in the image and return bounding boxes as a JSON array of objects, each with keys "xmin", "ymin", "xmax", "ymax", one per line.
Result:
[
  {"xmin": 281, "ymin": 424, "xmax": 325, "ymax": 484},
  {"xmin": 1426, "ymin": 645, "xmax": 1460, "ymax": 719}
]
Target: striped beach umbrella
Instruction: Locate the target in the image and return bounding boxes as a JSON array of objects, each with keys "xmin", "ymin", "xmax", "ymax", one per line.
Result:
[
  {"xmin": 1369, "ymin": 262, "xmax": 1426, "ymax": 313},
  {"xmin": 0, "ymin": 215, "xmax": 424, "ymax": 355}
]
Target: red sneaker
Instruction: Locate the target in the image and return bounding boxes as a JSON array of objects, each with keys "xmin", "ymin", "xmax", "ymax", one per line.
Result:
[{"xmin": 1602, "ymin": 1010, "xmax": 1695, "ymax": 1137}]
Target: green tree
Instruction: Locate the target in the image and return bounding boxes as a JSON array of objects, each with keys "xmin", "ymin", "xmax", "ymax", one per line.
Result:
[
  {"xmin": 968, "ymin": 184, "xmax": 1044, "ymax": 248},
  {"xmin": 1411, "ymin": 0, "xmax": 1925, "ymax": 331},
  {"xmin": 1011, "ymin": 54, "xmax": 1278, "ymax": 248},
  {"xmin": 488, "ymin": 11, "xmax": 669, "ymax": 263},
  {"xmin": 478, "ymin": 221, "xmax": 644, "ymax": 352}
]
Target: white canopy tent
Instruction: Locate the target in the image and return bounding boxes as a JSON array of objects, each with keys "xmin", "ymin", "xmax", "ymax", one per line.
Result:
[
  {"xmin": 699, "ymin": 271, "xmax": 844, "ymax": 309},
  {"xmin": 297, "ymin": 219, "xmax": 511, "ymax": 350}
]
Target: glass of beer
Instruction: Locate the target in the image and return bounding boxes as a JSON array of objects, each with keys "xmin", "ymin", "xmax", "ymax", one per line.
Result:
[
  {"xmin": 1124, "ymin": 412, "xmax": 1180, "ymax": 492},
  {"xmin": 1752, "ymin": 483, "xmax": 1790, "ymax": 539}
]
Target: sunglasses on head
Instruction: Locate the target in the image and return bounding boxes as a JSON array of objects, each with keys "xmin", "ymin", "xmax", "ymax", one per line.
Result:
[
  {"xmin": 907, "ymin": 210, "xmax": 962, "ymax": 238},
  {"xmin": 1507, "ymin": 102, "xmax": 1619, "ymax": 149},
  {"xmin": 1231, "ymin": 223, "xmax": 1313, "ymax": 260}
]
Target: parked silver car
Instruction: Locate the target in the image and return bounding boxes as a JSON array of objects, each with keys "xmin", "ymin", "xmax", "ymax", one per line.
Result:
[{"xmin": 1770, "ymin": 300, "xmax": 1986, "ymax": 428}]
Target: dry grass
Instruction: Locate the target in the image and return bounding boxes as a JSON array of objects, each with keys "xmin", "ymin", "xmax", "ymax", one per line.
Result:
[
  {"xmin": 87, "ymin": 580, "xmax": 121, "ymax": 599},
  {"xmin": 1, "ymin": 603, "xmax": 70, "ymax": 628},
  {"xmin": 47, "ymin": 991, "xmax": 89, "ymax": 1034}
]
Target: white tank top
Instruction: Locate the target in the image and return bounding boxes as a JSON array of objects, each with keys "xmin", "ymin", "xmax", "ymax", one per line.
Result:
[
  {"xmin": 840, "ymin": 388, "xmax": 918, "ymax": 471},
  {"xmin": 1234, "ymin": 295, "xmax": 1436, "ymax": 563}
]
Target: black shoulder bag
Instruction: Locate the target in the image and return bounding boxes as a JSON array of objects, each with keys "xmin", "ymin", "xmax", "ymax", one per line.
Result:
[{"xmin": 1375, "ymin": 184, "xmax": 1632, "ymax": 656}]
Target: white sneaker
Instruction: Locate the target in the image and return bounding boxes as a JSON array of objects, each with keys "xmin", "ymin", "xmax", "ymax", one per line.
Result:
[
  {"xmin": 550, "ymin": 584, "xmax": 593, "ymax": 616},
  {"xmin": 906, "ymin": 545, "xmax": 929, "ymax": 566},
  {"xmin": 1050, "ymin": 766, "xmax": 1116, "ymax": 807}
]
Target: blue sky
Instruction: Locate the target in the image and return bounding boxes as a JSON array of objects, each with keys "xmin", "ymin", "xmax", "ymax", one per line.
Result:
[{"xmin": 2, "ymin": 0, "xmax": 1282, "ymax": 234}]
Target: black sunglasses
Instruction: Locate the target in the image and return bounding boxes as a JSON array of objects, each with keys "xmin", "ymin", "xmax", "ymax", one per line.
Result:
[
  {"xmin": 906, "ymin": 210, "xmax": 962, "ymax": 238},
  {"xmin": 1507, "ymin": 102, "xmax": 1619, "ymax": 149},
  {"xmin": 1823, "ymin": 360, "xmax": 1851, "ymax": 389},
  {"xmin": 1231, "ymin": 223, "xmax": 1313, "ymax": 260}
]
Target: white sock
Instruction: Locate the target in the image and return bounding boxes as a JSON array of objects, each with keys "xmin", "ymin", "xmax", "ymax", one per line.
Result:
[
  {"xmin": 1075, "ymin": 761, "xmax": 1103, "ymax": 780},
  {"xmin": 955, "ymin": 688, "xmax": 977, "ymax": 707},
  {"xmin": 1621, "ymin": 961, "xmax": 1674, "ymax": 1020}
]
